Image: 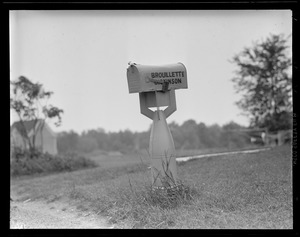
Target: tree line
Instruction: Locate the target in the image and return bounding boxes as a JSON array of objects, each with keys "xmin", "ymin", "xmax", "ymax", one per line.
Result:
[{"xmin": 57, "ymin": 120, "xmax": 254, "ymax": 154}]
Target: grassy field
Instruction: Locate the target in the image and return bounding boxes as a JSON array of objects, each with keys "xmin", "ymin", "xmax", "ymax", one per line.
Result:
[{"xmin": 10, "ymin": 145, "xmax": 293, "ymax": 229}]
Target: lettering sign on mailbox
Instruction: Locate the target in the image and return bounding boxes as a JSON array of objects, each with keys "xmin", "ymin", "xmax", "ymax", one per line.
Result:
[{"xmin": 127, "ymin": 63, "xmax": 188, "ymax": 94}]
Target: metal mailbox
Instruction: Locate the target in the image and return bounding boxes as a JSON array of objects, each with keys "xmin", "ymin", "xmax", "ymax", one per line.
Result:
[{"xmin": 127, "ymin": 63, "xmax": 188, "ymax": 93}]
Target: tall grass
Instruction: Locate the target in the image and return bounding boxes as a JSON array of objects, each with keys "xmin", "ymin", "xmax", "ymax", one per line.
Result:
[{"xmin": 66, "ymin": 172, "xmax": 200, "ymax": 228}]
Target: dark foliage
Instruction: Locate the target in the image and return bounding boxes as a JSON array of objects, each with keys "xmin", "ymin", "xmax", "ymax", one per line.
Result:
[
  {"xmin": 231, "ymin": 34, "xmax": 292, "ymax": 132},
  {"xmin": 11, "ymin": 147, "xmax": 97, "ymax": 176}
]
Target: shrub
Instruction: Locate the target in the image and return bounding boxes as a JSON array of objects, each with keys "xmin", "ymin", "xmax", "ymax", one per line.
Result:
[{"xmin": 10, "ymin": 148, "xmax": 97, "ymax": 176}]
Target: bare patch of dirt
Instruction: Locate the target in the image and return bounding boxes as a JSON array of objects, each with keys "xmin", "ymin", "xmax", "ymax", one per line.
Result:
[{"xmin": 10, "ymin": 199, "xmax": 114, "ymax": 229}]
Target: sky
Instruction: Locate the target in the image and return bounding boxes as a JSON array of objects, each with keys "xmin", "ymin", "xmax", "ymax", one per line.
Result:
[{"xmin": 9, "ymin": 10, "xmax": 292, "ymax": 134}]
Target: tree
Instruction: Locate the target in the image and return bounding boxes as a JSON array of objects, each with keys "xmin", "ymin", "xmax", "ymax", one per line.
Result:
[
  {"xmin": 181, "ymin": 119, "xmax": 200, "ymax": 149},
  {"xmin": 77, "ymin": 136, "xmax": 98, "ymax": 153},
  {"xmin": 197, "ymin": 123, "xmax": 220, "ymax": 148},
  {"xmin": 10, "ymin": 76, "xmax": 63, "ymax": 153},
  {"xmin": 222, "ymin": 121, "xmax": 244, "ymax": 131},
  {"xmin": 231, "ymin": 34, "xmax": 292, "ymax": 132},
  {"xmin": 221, "ymin": 121, "xmax": 249, "ymax": 149},
  {"xmin": 169, "ymin": 121, "xmax": 185, "ymax": 149},
  {"xmin": 57, "ymin": 130, "xmax": 79, "ymax": 153}
]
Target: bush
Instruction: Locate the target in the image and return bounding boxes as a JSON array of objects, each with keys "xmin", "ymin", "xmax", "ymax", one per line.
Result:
[{"xmin": 10, "ymin": 148, "xmax": 97, "ymax": 176}]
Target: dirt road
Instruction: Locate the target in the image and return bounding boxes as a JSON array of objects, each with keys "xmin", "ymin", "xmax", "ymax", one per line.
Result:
[{"xmin": 10, "ymin": 198, "xmax": 114, "ymax": 229}]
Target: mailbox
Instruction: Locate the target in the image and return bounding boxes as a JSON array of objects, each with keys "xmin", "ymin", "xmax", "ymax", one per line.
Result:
[{"xmin": 127, "ymin": 63, "xmax": 188, "ymax": 93}]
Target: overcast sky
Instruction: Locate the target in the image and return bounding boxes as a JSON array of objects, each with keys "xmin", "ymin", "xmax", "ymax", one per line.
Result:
[{"xmin": 9, "ymin": 10, "xmax": 292, "ymax": 133}]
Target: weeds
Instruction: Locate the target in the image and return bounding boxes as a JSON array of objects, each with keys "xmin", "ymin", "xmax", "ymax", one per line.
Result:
[
  {"xmin": 143, "ymin": 182, "xmax": 198, "ymax": 209},
  {"xmin": 130, "ymin": 152, "xmax": 199, "ymax": 209},
  {"xmin": 102, "ymin": 154, "xmax": 202, "ymax": 228},
  {"xmin": 101, "ymin": 177, "xmax": 199, "ymax": 228},
  {"xmin": 151, "ymin": 154, "xmax": 176, "ymax": 187}
]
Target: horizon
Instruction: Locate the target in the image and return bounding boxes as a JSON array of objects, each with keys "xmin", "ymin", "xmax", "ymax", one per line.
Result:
[{"xmin": 10, "ymin": 116, "xmax": 249, "ymax": 135}]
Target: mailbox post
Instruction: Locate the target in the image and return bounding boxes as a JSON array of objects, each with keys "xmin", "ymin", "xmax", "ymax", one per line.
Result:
[{"xmin": 127, "ymin": 62, "xmax": 188, "ymax": 188}]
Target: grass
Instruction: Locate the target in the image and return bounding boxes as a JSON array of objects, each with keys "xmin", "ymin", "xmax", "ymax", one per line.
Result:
[
  {"xmin": 10, "ymin": 145, "xmax": 292, "ymax": 229},
  {"xmin": 85, "ymin": 151, "xmax": 151, "ymax": 168}
]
